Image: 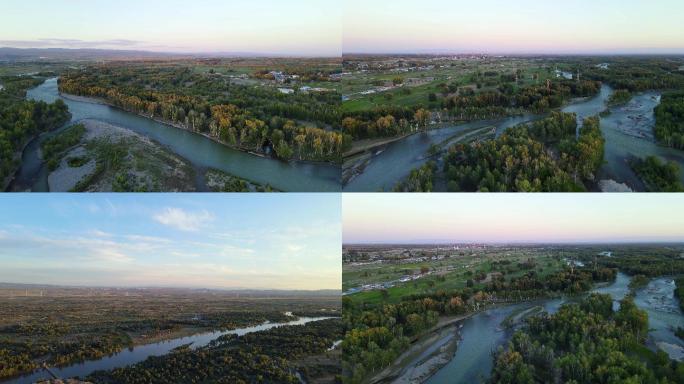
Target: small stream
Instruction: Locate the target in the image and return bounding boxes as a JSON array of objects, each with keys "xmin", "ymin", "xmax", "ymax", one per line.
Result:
[
  {"xmin": 3, "ymin": 316, "xmax": 335, "ymax": 384},
  {"xmin": 9, "ymin": 78, "xmax": 341, "ymax": 192}
]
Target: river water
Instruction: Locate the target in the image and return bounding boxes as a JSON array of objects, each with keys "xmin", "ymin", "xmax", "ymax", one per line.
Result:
[
  {"xmin": 3, "ymin": 316, "xmax": 334, "ymax": 384},
  {"xmin": 9, "ymin": 78, "xmax": 340, "ymax": 192},
  {"xmin": 344, "ymin": 84, "xmax": 684, "ymax": 192},
  {"xmin": 599, "ymin": 92, "xmax": 684, "ymax": 189},
  {"xmin": 426, "ymin": 273, "xmax": 684, "ymax": 384}
]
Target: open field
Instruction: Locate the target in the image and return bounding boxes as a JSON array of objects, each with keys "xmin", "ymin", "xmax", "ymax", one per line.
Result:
[
  {"xmin": 343, "ymin": 245, "xmax": 566, "ymax": 303},
  {"xmin": 341, "ymin": 56, "xmax": 564, "ymax": 111}
]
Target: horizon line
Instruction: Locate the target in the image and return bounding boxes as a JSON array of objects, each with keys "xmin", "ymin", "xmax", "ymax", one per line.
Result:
[
  {"xmin": 344, "ymin": 241, "xmax": 684, "ymax": 245},
  {"xmin": 342, "ymin": 51, "xmax": 684, "ymax": 57},
  {"xmin": 0, "ymin": 281, "xmax": 341, "ymax": 292}
]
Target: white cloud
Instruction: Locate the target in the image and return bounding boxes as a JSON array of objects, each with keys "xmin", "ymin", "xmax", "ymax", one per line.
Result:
[
  {"xmin": 153, "ymin": 208, "xmax": 213, "ymax": 232},
  {"xmin": 286, "ymin": 244, "xmax": 305, "ymax": 253}
]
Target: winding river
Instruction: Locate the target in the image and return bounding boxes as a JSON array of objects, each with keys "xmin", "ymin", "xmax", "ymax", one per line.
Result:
[
  {"xmin": 9, "ymin": 78, "xmax": 340, "ymax": 192},
  {"xmin": 425, "ymin": 273, "xmax": 684, "ymax": 384},
  {"xmin": 344, "ymin": 84, "xmax": 684, "ymax": 192},
  {"xmin": 3, "ymin": 316, "xmax": 334, "ymax": 384}
]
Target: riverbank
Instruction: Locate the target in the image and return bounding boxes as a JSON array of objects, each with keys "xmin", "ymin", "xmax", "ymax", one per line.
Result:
[
  {"xmin": 368, "ymin": 314, "xmax": 472, "ymax": 384},
  {"xmin": 3, "ymin": 111, "xmax": 72, "ymax": 192},
  {"xmin": 59, "ymin": 91, "xmax": 337, "ymax": 166},
  {"xmin": 45, "ymin": 119, "xmax": 197, "ymax": 192}
]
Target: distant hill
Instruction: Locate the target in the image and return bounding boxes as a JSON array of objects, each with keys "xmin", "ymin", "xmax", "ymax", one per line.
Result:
[
  {"xmin": 0, "ymin": 47, "xmax": 182, "ymax": 61},
  {"xmin": 0, "ymin": 47, "xmax": 320, "ymax": 61}
]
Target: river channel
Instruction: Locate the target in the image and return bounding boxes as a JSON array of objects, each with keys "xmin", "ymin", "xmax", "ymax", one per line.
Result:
[
  {"xmin": 9, "ymin": 78, "xmax": 340, "ymax": 192},
  {"xmin": 344, "ymin": 84, "xmax": 684, "ymax": 192},
  {"xmin": 3, "ymin": 316, "xmax": 334, "ymax": 384}
]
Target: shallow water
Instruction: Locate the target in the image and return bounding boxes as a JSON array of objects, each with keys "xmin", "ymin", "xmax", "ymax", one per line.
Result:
[
  {"xmin": 599, "ymin": 92, "xmax": 684, "ymax": 190},
  {"xmin": 9, "ymin": 78, "xmax": 340, "ymax": 192},
  {"xmin": 425, "ymin": 298, "xmax": 565, "ymax": 384},
  {"xmin": 3, "ymin": 316, "xmax": 334, "ymax": 384},
  {"xmin": 634, "ymin": 278, "xmax": 684, "ymax": 359}
]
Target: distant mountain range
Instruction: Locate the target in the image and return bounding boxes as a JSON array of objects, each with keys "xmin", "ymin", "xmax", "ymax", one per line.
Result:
[{"xmin": 0, "ymin": 47, "xmax": 325, "ymax": 61}]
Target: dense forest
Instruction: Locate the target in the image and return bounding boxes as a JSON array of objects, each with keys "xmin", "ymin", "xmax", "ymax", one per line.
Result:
[
  {"xmin": 596, "ymin": 248, "xmax": 684, "ymax": 277},
  {"xmin": 654, "ymin": 92, "xmax": 684, "ymax": 149},
  {"xmin": 0, "ymin": 75, "xmax": 70, "ymax": 187},
  {"xmin": 341, "ymin": 79, "xmax": 600, "ymax": 140},
  {"xmin": 630, "ymin": 156, "xmax": 684, "ymax": 192},
  {"xmin": 490, "ymin": 294, "xmax": 684, "ymax": 383},
  {"xmin": 584, "ymin": 59, "xmax": 684, "ymax": 93},
  {"xmin": 87, "ymin": 318, "xmax": 342, "ymax": 384},
  {"xmin": 438, "ymin": 112, "xmax": 604, "ymax": 192},
  {"xmin": 59, "ymin": 64, "xmax": 350, "ymax": 162},
  {"xmin": 393, "ymin": 161, "xmax": 437, "ymax": 192},
  {"xmin": 342, "ymin": 267, "xmax": 615, "ymax": 383}
]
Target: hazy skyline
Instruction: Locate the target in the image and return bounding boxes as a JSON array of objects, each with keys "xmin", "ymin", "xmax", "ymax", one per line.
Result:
[
  {"xmin": 344, "ymin": 194, "xmax": 684, "ymax": 244},
  {"xmin": 344, "ymin": 0, "xmax": 684, "ymax": 54},
  {"xmin": 0, "ymin": 0, "xmax": 340, "ymax": 56},
  {"xmin": 0, "ymin": 194, "xmax": 341, "ymax": 290}
]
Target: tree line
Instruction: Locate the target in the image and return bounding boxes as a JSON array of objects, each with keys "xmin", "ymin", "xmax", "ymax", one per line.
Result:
[
  {"xmin": 341, "ymin": 79, "xmax": 601, "ymax": 140},
  {"xmin": 59, "ymin": 65, "xmax": 350, "ymax": 162},
  {"xmin": 0, "ymin": 75, "xmax": 70, "ymax": 187},
  {"xmin": 654, "ymin": 92, "xmax": 684, "ymax": 150}
]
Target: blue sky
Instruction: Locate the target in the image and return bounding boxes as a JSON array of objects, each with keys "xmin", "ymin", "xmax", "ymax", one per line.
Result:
[
  {"xmin": 0, "ymin": 0, "xmax": 340, "ymax": 56},
  {"xmin": 344, "ymin": 194, "xmax": 684, "ymax": 244},
  {"xmin": 344, "ymin": 0, "xmax": 684, "ymax": 54},
  {"xmin": 0, "ymin": 194, "xmax": 341, "ymax": 290}
]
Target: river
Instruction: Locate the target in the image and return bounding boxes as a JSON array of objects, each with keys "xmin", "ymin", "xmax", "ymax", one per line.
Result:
[
  {"xmin": 3, "ymin": 316, "xmax": 334, "ymax": 384},
  {"xmin": 425, "ymin": 273, "xmax": 684, "ymax": 384},
  {"xmin": 343, "ymin": 84, "xmax": 684, "ymax": 192},
  {"xmin": 9, "ymin": 78, "xmax": 340, "ymax": 192}
]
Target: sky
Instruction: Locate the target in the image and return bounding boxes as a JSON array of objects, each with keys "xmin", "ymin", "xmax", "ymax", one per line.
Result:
[
  {"xmin": 0, "ymin": 0, "xmax": 340, "ymax": 56},
  {"xmin": 344, "ymin": 0, "xmax": 684, "ymax": 54},
  {"xmin": 0, "ymin": 194, "xmax": 341, "ymax": 290},
  {"xmin": 344, "ymin": 194, "xmax": 684, "ymax": 244}
]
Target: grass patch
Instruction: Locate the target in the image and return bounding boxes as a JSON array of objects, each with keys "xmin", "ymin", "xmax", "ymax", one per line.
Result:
[
  {"xmin": 41, "ymin": 124, "xmax": 86, "ymax": 171},
  {"xmin": 66, "ymin": 156, "xmax": 89, "ymax": 168}
]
